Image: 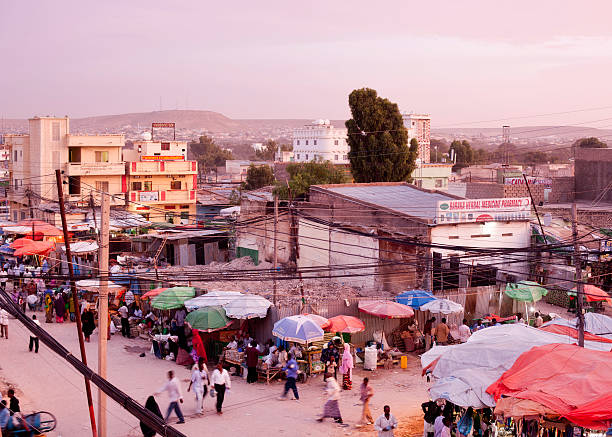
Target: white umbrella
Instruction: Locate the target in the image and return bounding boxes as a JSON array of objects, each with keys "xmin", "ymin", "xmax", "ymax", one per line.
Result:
[
  {"xmin": 224, "ymin": 294, "xmax": 272, "ymax": 319},
  {"xmin": 420, "ymin": 298, "xmax": 464, "ymax": 315},
  {"xmin": 76, "ymin": 279, "xmax": 125, "ymax": 291},
  {"xmin": 184, "ymin": 291, "xmax": 244, "ymax": 311}
]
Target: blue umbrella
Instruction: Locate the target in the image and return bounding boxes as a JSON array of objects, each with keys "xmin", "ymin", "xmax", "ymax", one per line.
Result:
[
  {"xmin": 396, "ymin": 289, "xmax": 436, "ymax": 309},
  {"xmin": 272, "ymin": 315, "xmax": 324, "ymax": 344}
]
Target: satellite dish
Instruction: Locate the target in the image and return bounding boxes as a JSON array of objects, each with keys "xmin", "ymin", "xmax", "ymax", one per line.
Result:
[{"xmin": 141, "ymin": 132, "xmax": 152, "ymax": 141}]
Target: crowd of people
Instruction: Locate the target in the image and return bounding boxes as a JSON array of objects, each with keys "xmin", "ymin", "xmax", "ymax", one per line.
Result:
[{"xmin": 422, "ymin": 399, "xmax": 497, "ymax": 437}]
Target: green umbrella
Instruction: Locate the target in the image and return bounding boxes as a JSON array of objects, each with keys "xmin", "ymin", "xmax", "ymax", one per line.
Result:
[
  {"xmin": 505, "ymin": 281, "xmax": 548, "ymax": 302},
  {"xmin": 151, "ymin": 286, "xmax": 196, "ymax": 310},
  {"xmin": 185, "ymin": 306, "xmax": 230, "ymax": 332}
]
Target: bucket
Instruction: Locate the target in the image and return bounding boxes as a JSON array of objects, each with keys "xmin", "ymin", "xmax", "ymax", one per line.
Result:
[{"xmin": 400, "ymin": 355, "xmax": 408, "ymax": 369}]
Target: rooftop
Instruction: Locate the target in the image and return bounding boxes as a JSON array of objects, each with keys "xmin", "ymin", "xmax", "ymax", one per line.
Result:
[{"xmin": 313, "ymin": 182, "xmax": 458, "ymax": 221}]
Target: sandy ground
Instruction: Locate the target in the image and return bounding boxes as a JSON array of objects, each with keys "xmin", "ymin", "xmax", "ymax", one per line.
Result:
[{"xmin": 0, "ymin": 309, "xmax": 429, "ymax": 437}]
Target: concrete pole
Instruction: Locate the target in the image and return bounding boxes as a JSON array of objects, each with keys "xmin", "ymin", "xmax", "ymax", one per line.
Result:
[
  {"xmin": 273, "ymin": 194, "xmax": 278, "ymax": 305},
  {"xmin": 98, "ymin": 191, "xmax": 110, "ymax": 436},
  {"xmin": 572, "ymin": 203, "xmax": 585, "ymax": 347}
]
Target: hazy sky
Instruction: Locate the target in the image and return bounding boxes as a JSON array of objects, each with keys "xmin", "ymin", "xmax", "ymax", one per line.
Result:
[{"xmin": 3, "ymin": 1, "xmax": 612, "ymax": 127}]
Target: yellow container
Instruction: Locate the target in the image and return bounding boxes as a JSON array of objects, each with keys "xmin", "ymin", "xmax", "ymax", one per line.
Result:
[{"xmin": 400, "ymin": 355, "xmax": 408, "ymax": 369}]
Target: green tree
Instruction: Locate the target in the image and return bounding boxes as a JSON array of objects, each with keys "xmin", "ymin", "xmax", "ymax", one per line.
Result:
[
  {"xmin": 449, "ymin": 140, "xmax": 474, "ymax": 165},
  {"xmin": 429, "ymin": 139, "xmax": 449, "ymax": 162},
  {"xmin": 254, "ymin": 140, "xmax": 292, "ymax": 160},
  {"xmin": 274, "ymin": 161, "xmax": 350, "ymax": 200},
  {"xmin": 242, "ymin": 164, "xmax": 275, "ymax": 190},
  {"xmin": 346, "ymin": 88, "xmax": 415, "ymax": 182},
  {"xmin": 191, "ymin": 135, "xmax": 234, "ymax": 172},
  {"xmin": 574, "ymin": 137, "xmax": 607, "ymax": 149},
  {"xmin": 473, "ymin": 148, "xmax": 490, "ymax": 164},
  {"xmin": 521, "ymin": 151, "xmax": 549, "ymax": 165}
]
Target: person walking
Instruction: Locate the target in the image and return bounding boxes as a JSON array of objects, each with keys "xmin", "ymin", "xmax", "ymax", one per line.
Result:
[
  {"xmin": 118, "ymin": 303, "xmax": 131, "ymax": 338},
  {"xmin": 28, "ymin": 315, "xmax": 40, "ymax": 353},
  {"xmin": 210, "ymin": 363, "xmax": 231, "ymax": 414},
  {"xmin": 245, "ymin": 340, "xmax": 259, "ymax": 384},
  {"xmin": 375, "ymin": 405, "xmax": 398, "ymax": 436},
  {"xmin": 187, "ymin": 358, "xmax": 209, "ymax": 415},
  {"xmin": 434, "ymin": 318, "xmax": 450, "ymax": 346},
  {"xmin": 317, "ymin": 373, "xmax": 343, "ymax": 424},
  {"xmin": 424, "ymin": 317, "xmax": 435, "ymax": 350},
  {"xmin": 154, "ymin": 371, "xmax": 185, "ymax": 424},
  {"xmin": 0, "ymin": 307, "xmax": 8, "ymax": 339},
  {"xmin": 54, "ymin": 293, "xmax": 65, "ymax": 323},
  {"xmin": 340, "ymin": 344, "xmax": 354, "ymax": 390},
  {"xmin": 140, "ymin": 396, "xmax": 162, "ymax": 437},
  {"xmin": 82, "ymin": 308, "xmax": 95, "ymax": 342},
  {"xmin": 360, "ymin": 377, "xmax": 374, "ymax": 425},
  {"xmin": 279, "ymin": 353, "xmax": 299, "ymax": 400}
]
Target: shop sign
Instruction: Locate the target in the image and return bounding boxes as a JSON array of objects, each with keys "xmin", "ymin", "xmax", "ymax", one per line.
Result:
[{"xmin": 437, "ymin": 197, "xmax": 531, "ymax": 224}]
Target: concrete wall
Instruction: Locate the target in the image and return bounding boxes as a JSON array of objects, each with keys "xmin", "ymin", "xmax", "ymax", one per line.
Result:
[
  {"xmin": 549, "ymin": 177, "xmax": 575, "ymax": 203},
  {"xmin": 575, "ymin": 148, "xmax": 612, "ymax": 202}
]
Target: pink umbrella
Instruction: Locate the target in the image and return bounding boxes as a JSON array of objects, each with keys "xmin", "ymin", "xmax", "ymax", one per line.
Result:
[
  {"xmin": 141, "ymin": 287, "xmax": 168, "ymax": 300},
  {"xmin": 358, "ymin": 300, "xmax": 415, "ymax": 319},
  {"xmin": 302, "ymin": 313, "xmax": 330, "ymax": 329},
  {"xmin": 327, "ymin": 315, "xmax": 365, "ymax": 333}
]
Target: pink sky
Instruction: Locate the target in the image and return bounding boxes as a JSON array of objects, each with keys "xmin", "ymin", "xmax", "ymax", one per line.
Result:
[{"xmin": 2, "ymin": 0, "xmax": 612, "ymax": 127}]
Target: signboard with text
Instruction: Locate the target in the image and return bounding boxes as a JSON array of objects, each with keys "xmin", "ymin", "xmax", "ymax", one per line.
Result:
[
  {"xmin": 141, "ymin": 155, "xmax": 185, "ymax": 161},
  {"xmin": 151, "ymin": 122, "xmax": 175, "ymax": 128},
  {"xmin": 437, "ymin": 197, "xmax": 531, "ymax": 224},
  {"xmin": 600, "ymin": 239, "xmax": 612, "ymax": 261},
  {"xmin": 139, "ymin": 191, "xmax": 159, "ymax": 202},
  {"xmin": 504, "ymin": 176, "xmax": 552, "ymax": 186}
]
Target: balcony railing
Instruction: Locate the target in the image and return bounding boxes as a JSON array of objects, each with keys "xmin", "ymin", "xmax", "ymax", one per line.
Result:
[
  {"xmin": 128, "ymin": 190, "xmax": 196, "ymax": 204},
  {"xmin": 128, "ymin": 161, "xmax": 197, "ymax": 175},
  {"xmin": 64, "ymin": 162, "xmax": 125, "ymax": 176}
]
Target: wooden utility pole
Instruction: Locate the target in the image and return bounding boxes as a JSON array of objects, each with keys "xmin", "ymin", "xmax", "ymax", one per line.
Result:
[
  {"xmin": 55, "ymin": 170, "xmax": 98, "ymax": 437},
  {"xmin": 98, "ymin": 191, "xmax": 110, "ymax": 437},
  {"xmin": 273, "ymin": 194, "xmax": 278, "ymax": 305},
  {"xmin": 572, "ymin": 203, "xmax": 585, "ymax": 347}
]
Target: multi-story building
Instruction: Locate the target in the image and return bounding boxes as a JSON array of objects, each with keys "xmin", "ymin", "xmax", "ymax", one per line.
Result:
[
  {"xmin": 124, "ymin": 140, "xmax": 197, "ymax": 224},
  {"xmin": 292, "ymin": 120, "xmax": 349, "ymax": 164},
  {"xmin": 4, "ymin": 116, "xmax": 125, "ymax": 221},
  {"xmin": 402, "ymin": 113, "xmax": 431, "ymax": 163}
]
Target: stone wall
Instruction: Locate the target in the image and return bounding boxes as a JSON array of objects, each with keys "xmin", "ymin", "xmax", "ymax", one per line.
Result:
[
  {"xmin": 549, "ymin": 177, "xmax": 575, "ymax": 203},
  {"xmin": 575, "ymin": 148, "xmax": 612, "ymax": 202}
]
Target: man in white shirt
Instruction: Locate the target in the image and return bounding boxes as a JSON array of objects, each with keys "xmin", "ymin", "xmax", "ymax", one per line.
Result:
[
  {"xmin": 29, "ymin": 315, "xmax": 40, "ymax": 353},
  {"xmin": 375, "ymin": 405, "xmax": 398, "ymax": 436},
  {"xmin": 534, "ymin": 312, "xmax": 544, "ymax": 328},
  {"xmin": 458, "ymin": 319, "xmax": 471, "ymax": 343},
  {"xmin": 0, "ymin": 308, "xmax": 9, "ymax": 339},
  {"xmin": 118, "ymin": 304, "xmax": 131, "ymax": 338},
  {"xmin": 210, "ymin": 363, "xmax": 231, "ymax": 414},
  {"xmin": 187, "ymin": 358, "xmax": 209, "ymax": 414},
  {"xmin": 154, "ymin": 370, "xmax": 185, "ymax": 424}
]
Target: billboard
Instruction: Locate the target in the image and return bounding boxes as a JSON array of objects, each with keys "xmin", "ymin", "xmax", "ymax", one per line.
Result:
[
  {"xmin": 139, "ymin": 191, "xmax": 159, "ymax": 202},
  {"xmin": 504, "ymin": 176, "xmax": 552, "ymax": 186},
  {"xmin": 141, "ymin": 155, "xmax": 185, "ymax": 161},
  {"xmin": 600, "ymin": 239, "xmax": 612, "ymax": 261},
  {"xmin": 437, "ymin": 197, "xmax": 531, "ymax": 224},
  {"xmin": 151, "ymin": 122, "xmax": 175, "ymax": 128}
]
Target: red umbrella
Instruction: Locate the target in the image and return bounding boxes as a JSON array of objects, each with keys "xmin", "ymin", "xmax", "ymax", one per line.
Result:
[
  {"xmin": 141, "ymin": 287, "xmax": 168, "ymax": 300},
  {"xmin": 326, "ymin": 315, "xmax": 365, "ymax": 333},
  {"xmin": 581, "ymin": 284, "xmax": 612, "ymax": 305},
  {"xmin": 358, "ymin": 300, "xmax": 414, "ymax": 319},
  {"xmin": 302, "ymin": 313, "xmax": 330, "ymax": 329}
]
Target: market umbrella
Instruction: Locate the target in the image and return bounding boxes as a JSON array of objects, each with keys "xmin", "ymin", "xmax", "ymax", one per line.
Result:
[
  {"xmin": 568, "ymin": 284, "xmax": 612, "ymax": 305},
  {"xmin": 185, "ymin": 306, "xmax": 231, "ymax": 332},
  {"xmin": 10, "ymin": 238, "xmax": 55, "ymax": 257},
  {"xmin": 326, "ymin": 315, "xmax": 365, "ymax": 333},
  {"xmin": 396, "ymin": 289, "xmax": 437, "ymax": 309},
  {"xmin": 184, "ymin": 291, "xmax": 244, "ymax": 311},
  {"xmin": 75, "ymin": 278, "xmax": 125, "ymax": 292},
  {"xmin": 302, "ymin": 313, "xmax": 330, "ymax": 329},
  {"xmin": 272, "ymin": 315, "xmax": 324, "ymax": 344},
  {"xmin": 141, "ymin": 287, "xmax": 168, "ymax": 300},
  {"xmin": 151, "ymin": 286, "xmax": 196, "ymax": 310},
  {"xmin": 419, "ymin": 298, "xmax": 464, "ymax": 315},
  {"xmin": 504, "ymin": 281, "xmax": 548, "ymax": 302},
  {"xmin": 224, "ymin": 294, "xmax": 272, "ymax": 319},
  {"xmin": 358, "ymin": 300, "xmax": 415, "ymax": 319}
]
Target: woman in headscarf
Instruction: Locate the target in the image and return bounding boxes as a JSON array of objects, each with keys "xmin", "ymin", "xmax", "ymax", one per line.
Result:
[
  {"xmin": 44, "ymin": 293, "xmax": 54, "ymax": 323},
  {"xmin": 317, "ymin": 373, "xmax": 343, "ymax": 424},
  {"xmin": 140, "ymin": 396, "xmax": 162, "ymax": 437},
  {"xmin": 340, "ymin": 344, "xmax": 354, "ymax": 390},
  {"xmin": 191, "ymin": 329, "xmax": 208, "ymax": 363},
  {"xmin": 82, "ymin": 308, "xmax": 96, "ymax": 342},
  {"xmin": 54, "ymin": 293, "xmax": 66, "ymax": 323}
]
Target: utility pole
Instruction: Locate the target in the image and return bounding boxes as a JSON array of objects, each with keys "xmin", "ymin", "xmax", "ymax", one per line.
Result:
[
  {"xmin": 572, "ymin": 203, "xmax": 585, "ymax": 347},
  {"xmin": 55, "ymin": 170, "xmax": 98, "ymax": 437},
  {"xmin": 98, "ymin": 191, "xmax": 110, "ymax": 437},
  {"xmin": 273, "ymin": 194, "xmax": 278, "ymax": 305}
]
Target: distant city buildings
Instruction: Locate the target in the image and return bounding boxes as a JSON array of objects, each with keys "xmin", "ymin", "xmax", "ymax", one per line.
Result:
[
  {"xmin": 402, "ymin": 112, "xmax": 431, "ymax": 164},
  {"xmin": 291, "ymin": 119, "xmax": 349, "ymax": 164}
]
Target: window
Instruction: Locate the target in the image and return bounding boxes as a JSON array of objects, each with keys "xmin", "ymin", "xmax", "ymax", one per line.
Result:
[
  {"xmin": 305, "ymin": 140, "xmax": 309, "ymax": 145},
  {"xmin": 161, "ymin": 142, "xmax": 170, "ymax": 151},
  {"xmin": 180, "ymin": 211, "xmax": 189, "ymax": 220},
  {"xmin": 296, "ymin": 140, "xmax": 300, "ymax": 145},
  {"xmin": 52, "ymin": 122, "xmax": 60, "ymax": 141},
  {"xmin": 95, "ymin": 181, "xmax": 109, "ymax": 193},
  {"xmin": 334, "ymin": 140, "xmax": 339, "ymax": 145},
  {"xmin": 305, "ymin": 154, "xmax": 309, "ymax": 160},
  {"xmin": 165, "ymin": 213, "xmax": 175, "ymax": 223},
  {"xmin": 68, "ymin": 176, "xmax": 81, "ymax": 194},
  {"xmin": 343, "ymin": 155, "xmax": 348, "ymax": 160},
  {"xmin": 170, "ymin": 180, "xmax": 181, "ymax": 190},
  {"xmin": 95, "ymin": 151, "xmax": 109, "ymax": 162},
  {"xmin": 180, "ymin": 204, "xmax": 190, "ymax": 209},
  {"xmin": 334, "ymin": 155, "xmax": 338, "ymax": 161},
  {"xmin": 435, "ymin": 179, "xmax": 443, "ymax": 188},
  {"xmin": 314, "ymin": 140, "xmax": 317, "ymax": 145},
  {"xmin": 143, "ymin": 181, "xmax": 152, "ymax": 191},
  {"xmin": 296, "ymin": 154, "xmax": 300, "ymax": 160},
  {"xmin": 14, "ymin": 151, "xmax": 17, "ymax": 162},
  {"xmin": 132, "ymin": 182, "xmax": 142, "ymax": 191}
]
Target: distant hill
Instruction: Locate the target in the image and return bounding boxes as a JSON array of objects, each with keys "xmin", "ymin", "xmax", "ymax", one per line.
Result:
[{"xmin": 432, "ymin": 125, "xmax": 612, "ymax": 140}]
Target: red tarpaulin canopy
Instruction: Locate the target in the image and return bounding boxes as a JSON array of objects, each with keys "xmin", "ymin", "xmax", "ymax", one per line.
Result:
[
  {"xmin": 10, "ymin": 238, "xmax": 55, "ymax": 257},
  {"xmin": 539, "ymin": 324, "xmax": 612, "ymax": 344},
  {"xmin": 487, "ymin": 343, "xmax": 612, "ymax": 429},
  {"xmin": 16, "ymin": 219, "xmax": 63, "ymax": 238},
  {"xmin": 141, "ymin": 287, "xmax": 168, "ymax": 300},
  {"xmin": 576, "ymin": 284, "xmax": 612, "ymax": 305},
  {"xmin": 358, "ymin": 300, "xmax": 414, "ymax": 319}
]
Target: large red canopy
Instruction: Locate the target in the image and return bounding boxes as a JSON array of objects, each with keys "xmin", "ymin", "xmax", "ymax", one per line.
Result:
[
  {"xmin": 10, "ymin": 238, "xmax": 55, "ymax": 257},
  {"xmin": 487, "ymin": 343, "xmax": 612, "ymax": 429},
  {"xmin": 539, "ymin": 324, "xmax": 612, "ymax": 344}
]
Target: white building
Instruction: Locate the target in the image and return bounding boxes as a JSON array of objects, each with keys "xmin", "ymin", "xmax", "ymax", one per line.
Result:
[
  {"xmin": 292, "ymin": 119, "xmax": 349, "ymax": 164},
  {"xmin": 402, "ymin": 113, "xmax": 431, "ymax": 163}
]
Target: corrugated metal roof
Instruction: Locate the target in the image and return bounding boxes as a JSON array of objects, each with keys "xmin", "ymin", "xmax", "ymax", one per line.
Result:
[{"xmin": 320, "ymin": 184, "xmax": 455, "ymax": 221}]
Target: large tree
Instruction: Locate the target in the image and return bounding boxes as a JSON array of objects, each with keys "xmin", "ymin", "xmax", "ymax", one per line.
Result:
[
  {"xmin": 346, "ymin": 88, "xmax": 415, "ymax": 182},
  {"xmin": 255, "ymin": 140, "xmax": 292, "ymax": 161},
  {"xmin": 574, "ymin": 137, "xmax": 607, "ymax": 149},
  {"xmin": 190, "ymin": 135, "xmax": 234, "ymax": 171},
  {"xmin": 274, "ymin": 161, "xmax": 350, "ymax": 200},
  {"xmin": 242, "ymin": 164, "xmax": 275, "ymax": 190}
]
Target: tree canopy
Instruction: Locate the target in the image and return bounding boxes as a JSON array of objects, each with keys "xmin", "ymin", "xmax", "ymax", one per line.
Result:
[
  {"xmin": 191, "ymin": 135, "xmax": 234, "ymax": 169},
  {"xmin": 274, "ymin": 161, "xmax": 350, "ymax": 200},
  {"xmin": 255, "ymin": 140, "xmax": 292, "ymax": 160},
  {"xmin": 242, "ymin": 164, "xmax": 275, "ymax": 191},
  {"xmin": 449, "ymin": 140, "xmax": 474, "ymax": 166},
  {"xmin": 574, "ymin": 137, "xmax": 607, "ymax": 149},
  {"xmin": 346, "ymin": 88, "xmax": 416, "ymax": 182}
]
